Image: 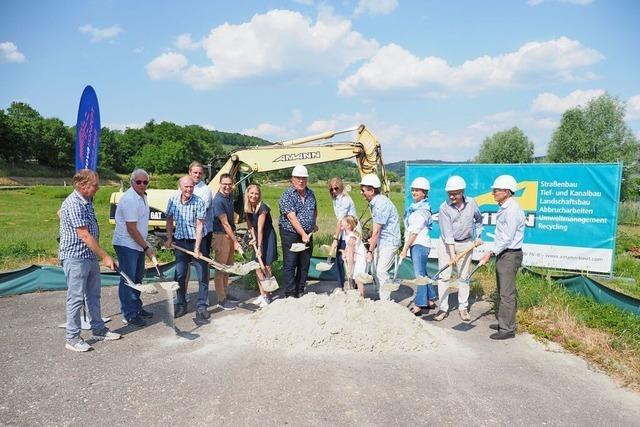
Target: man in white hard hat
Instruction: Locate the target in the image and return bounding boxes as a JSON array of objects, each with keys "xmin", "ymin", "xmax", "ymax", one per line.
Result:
[
  {"xmin": 479, "ymin": 174, "xmax": 525, "ymax": 340},
  {"xmin": 434, "ymin": 175, "xmax": 483, "ymax": 322},
  {"xmin": 360, "ymin": 174, "xmax": 401, "ymax": 301},
  {"xmin": 279, "ymin": 165, "xmax": 317, "ymax": 297}
]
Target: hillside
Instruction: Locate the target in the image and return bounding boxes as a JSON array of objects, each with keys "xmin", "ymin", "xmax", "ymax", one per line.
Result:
[{"xmin": 386, "ymin": 159, "xmax": 461, "ymax": 177}]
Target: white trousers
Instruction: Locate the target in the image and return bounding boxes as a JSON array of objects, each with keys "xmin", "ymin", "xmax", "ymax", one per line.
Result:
[
  {"xmin": 437, "ymin": 240, "xmax": 473, "ymax": 311},
  {"xmin": 374, "ymin": 245, "xmax": 397, "ymax": 301}
]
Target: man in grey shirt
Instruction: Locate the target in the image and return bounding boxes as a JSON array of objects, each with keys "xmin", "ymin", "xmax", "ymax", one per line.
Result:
[{"xmin": 434, "ymin": 175, "xmax": 483, "ymax": 322}]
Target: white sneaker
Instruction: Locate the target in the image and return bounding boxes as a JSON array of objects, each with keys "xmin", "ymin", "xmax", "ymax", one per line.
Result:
[
  {"xmin": 252, "ymin": 296, "xmax": 264, "ymax": 305},
  {"xmin": 92, "ymin": 328, "xmax": 122, "ymax": 341},
  {"xmin": 259, "ymin": 298, "xmax": 269, "ymax": 308},
  {"xmin": 65, "ymin": 337, "xmax": 92, "ymax": 352}
]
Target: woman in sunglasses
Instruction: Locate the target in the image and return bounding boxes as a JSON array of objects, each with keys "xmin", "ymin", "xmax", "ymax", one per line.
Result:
[{"xmin": 328, "ymin": 177, "xmax": 356, "ymax": 289}]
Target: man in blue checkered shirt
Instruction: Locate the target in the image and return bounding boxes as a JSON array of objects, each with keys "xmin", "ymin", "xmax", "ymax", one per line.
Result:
[
  {"xmin": 59, "ymin": 169, "xmax": 121, "ymax": 352},
  {"xmin": 165, "ymin": 175, "xmax": 209, "ymax": 324}
]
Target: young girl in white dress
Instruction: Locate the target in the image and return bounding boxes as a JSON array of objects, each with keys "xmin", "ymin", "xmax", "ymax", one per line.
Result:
[{"xmin": 340, "ymin": 215, "xmax": 367, "ymax": 297}]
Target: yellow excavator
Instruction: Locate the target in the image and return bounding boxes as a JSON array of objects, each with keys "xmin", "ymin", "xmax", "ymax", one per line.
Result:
[{"xmin": 109, "ymin": 124, "xmax": 389, "ymax": 230}]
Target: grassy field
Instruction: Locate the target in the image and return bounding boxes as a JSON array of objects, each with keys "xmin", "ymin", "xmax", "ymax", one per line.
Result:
[{"xmin": 1, "ymin": 182, "xmax": 640, "ymax": 389}]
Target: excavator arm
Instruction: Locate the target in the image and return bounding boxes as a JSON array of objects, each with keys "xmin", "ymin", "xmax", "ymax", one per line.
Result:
[
  {"xmin": 110, "ymin": 124, "xmax": 388, "ymax": 229},
  {"xmin": 207, "ymin": 124, "xmax": 389, "ymax": 194}
]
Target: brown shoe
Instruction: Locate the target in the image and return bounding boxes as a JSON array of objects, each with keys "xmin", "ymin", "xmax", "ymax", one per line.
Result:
[
  {"xmin": 433, "ymin": 310, "xmax": 448, "ymax": 321},
  {"xmin": 459, "ymin": 309, "xmax": 471, "ymax": 321}
]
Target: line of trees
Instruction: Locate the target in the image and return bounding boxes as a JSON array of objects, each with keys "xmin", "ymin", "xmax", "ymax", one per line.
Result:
[
  {"xmin": 474, "ymin": 93, "xmax": 639, "ymax": 200},
  {"xmin": 0, "ymin": 102, "xmax": 269, "ymax": 174}
]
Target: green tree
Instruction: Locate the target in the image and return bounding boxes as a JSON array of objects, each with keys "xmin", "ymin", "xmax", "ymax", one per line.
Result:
[
  {"xmin": 34, "ymin": 118, "xmax": 73, "ymax": 167},
  {"xmin": 476, "ymin": 127, "xmax": 534, "ymax": 163},
  {"xmin": 547, "ymin": 93, "xmax": 639, "ymax": 199},
  {"xmin": 5, "ymin": 102, "xmax": 42, "ymax": 162}
]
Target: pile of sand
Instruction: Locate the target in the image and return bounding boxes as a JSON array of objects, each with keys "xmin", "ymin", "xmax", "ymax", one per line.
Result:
[{"xmin": 239, "ymin": 291, "xmax": 449, "ymax": 353}]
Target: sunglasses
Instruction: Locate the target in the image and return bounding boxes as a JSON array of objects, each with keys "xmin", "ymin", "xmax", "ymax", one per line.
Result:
[
  {"xmin": 329, "ymin": 187, "xmax": 340, "ymax": 192},
  {"xmin": 135, "ymin": 180, "xmax": 149, "ymax": 185}
]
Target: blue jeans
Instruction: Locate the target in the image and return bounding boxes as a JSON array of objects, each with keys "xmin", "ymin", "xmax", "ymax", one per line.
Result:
[
  {"xmin": 63, "ymin": 258, "xmax": 104, "ymax": 340},
  {"xmin": 174, "ymin": 239, "xmax": 210, "ymax": 310},
  {"xmin": 411, "ymin": 244, "xmax": 437, "ymax": 307},
  {"xmin": 334, "ymin": 238, "xmax": 346, "ymax": 288},
  {"xmin": 114, "ymin": 245, "xmax": 145, "ymax": 321}
]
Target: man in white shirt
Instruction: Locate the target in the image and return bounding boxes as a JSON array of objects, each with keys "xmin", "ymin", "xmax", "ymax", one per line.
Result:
[
  {"xmin": 112, "ymin": 169, "xmax": 155, "ymax": 327},
  {"xmin": 479, "ymin": 175, "xmax": 525, "ymax": 340}
]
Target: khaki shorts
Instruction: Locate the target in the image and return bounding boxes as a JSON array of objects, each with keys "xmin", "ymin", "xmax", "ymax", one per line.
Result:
[{"xmin": 213, "ymin": 233, "xmax": 235, "ymax": 265}]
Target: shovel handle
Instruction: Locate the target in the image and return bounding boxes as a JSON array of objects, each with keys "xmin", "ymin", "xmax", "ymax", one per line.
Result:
[
  {"xmin": 171, "ymin": 243, "xmax": 227, "ymax": 270},
  {"xmin": 248, "ymin": 228, "xmax": 268, "ymax": 272},
  {"xmin": 433, "ymin": 240, "xmax": 483, "ymax": 281}
]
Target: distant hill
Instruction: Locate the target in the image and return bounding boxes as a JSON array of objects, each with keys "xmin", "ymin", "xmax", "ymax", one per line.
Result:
[
  {"xmin": 212, "ymin": 130, "xmax": 270, "ymax": 147},
  {"xmin": 386, "ymin": 159, "xmax": 461, "ymax": 177}
]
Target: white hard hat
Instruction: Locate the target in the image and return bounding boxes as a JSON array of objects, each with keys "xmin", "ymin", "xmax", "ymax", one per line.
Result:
[
  {"xmin": 410, "ymin": 177, "xmax": 430, "ymax": 191},
  {"xmin": 291, "ymin": 165, "xmax": 309, "ymax": 177},
  {"xmin": 492, "ymin": 175, "xmax": 518, "ymax": 192},
  {"xmin": 360, "ymin": 174, "xmax": 381, "ymax": 188},
  {"xmin": 445, "ymin": 175, "xmax": 466, "ymax": 191}
]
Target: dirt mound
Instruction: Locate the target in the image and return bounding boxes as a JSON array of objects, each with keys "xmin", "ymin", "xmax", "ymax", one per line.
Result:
[{"xmin": 240, "ymin": 291, "xmax": 450, "ymax": 353}]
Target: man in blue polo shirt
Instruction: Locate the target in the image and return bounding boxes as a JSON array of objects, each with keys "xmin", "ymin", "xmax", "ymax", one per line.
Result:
[
  {"xmin": 212, "ymin": 173, "xmax": 242, "ymax": 310},
  {"xmin": 279, "ymin": 165, "xmax": 317, "ymax": 298},
  {"xmin": 59, "ymin": 169, "xmax": 121, "ymax": 352},
  {"xmin": 165, "ymin": 175, "xmax": 209, "ymax": 324}
]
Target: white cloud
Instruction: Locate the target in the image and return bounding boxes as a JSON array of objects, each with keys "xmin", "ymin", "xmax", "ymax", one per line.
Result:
[
  {"xmin": 354, "ymin": 0, "xmax": 398, "ymax": 16},
  {"xmin": 146, "ymin": 52, "xmax": 188, "ymax": 80},
  {"xmin": 306, "ymin": 112, "xmax": 373, "ymax": 134},
  {"xmin": 528, "ymin": 0, "xmax": 593, "ymax": 6},
  {"xmin": 627, "ymin": 95, "xmax": 640, "ymax": 122},
  {"xmin": 0, "ymin": 41, "xmax": 26, "ymax": 63},
  {"xmin": 175, "ymin": 33, "xmax": 200, "ymax": 50},
  {"xmin": 242, "ymin": 122, "xmax": 294, "ymax": 140},
  {"xmin": 201, "ymin": 123, "xmax": 216, "ymax": 131},
  {"xmin": 148, "ymin": 8, "xmax": 378, "ymax": 90},
  {"xmin": 79, "ymin": 24, "xmax": 124, "ymax": 42},
  {"xmin": 338, "ymin": 37, "xmax": 603, "ymax": 96},
  {"xmin": 531, "ymin": 89, "xmax": 605, "ymax": 114},
  {"xmin": 133, "ymin": 47, "xmax": 145, "ymax": 54},
  {"xmin": 242, "ymin": 109, "xmax": 306, "ymax": 140}
]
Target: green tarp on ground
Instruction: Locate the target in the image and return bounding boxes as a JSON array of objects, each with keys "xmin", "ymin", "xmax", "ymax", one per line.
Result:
[
  {"xmin": 1, "ymin": 259, "xmax": 638, "ymax": 317},
  {"xmin": 0, "ymin": 262, "xmax": 207, "ymax": 296},
  {"xmin": 523, "ymin": 267, "xmax": 640, "ymax": 316}
]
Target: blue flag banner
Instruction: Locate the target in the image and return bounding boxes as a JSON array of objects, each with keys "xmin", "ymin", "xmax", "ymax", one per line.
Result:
[
  {"xmin": 405, "ymin": 163, "xmax": 622, "ymax": 274},
  {"xmin": 75, "ymin": 86, "xmax": 101, "ymax": 171}
]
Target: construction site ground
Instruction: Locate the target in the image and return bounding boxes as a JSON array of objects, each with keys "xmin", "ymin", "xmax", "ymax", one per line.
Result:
[{"xmin": 1, "ymin": 280, "xmax": 639, "ymax": 426}]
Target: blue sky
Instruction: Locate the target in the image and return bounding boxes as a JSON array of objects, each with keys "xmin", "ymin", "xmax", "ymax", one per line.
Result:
[{"xmin": 1, "ymin": 0, "xmax": 639, "ymax": 162}]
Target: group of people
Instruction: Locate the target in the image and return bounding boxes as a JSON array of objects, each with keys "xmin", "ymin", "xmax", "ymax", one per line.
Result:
[
  {"xmin": 58, "ymin": 163, "xmax": 524, "ymax": 352},
  {"xmin": 327, "ymin": 171, "xmax": 525, "ymax": 341}
]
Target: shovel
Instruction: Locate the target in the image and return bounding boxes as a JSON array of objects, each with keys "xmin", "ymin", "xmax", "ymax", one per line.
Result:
[
  {"xmin": 171, "ymin": 244, "xmax": 259, "ymax": 276},
  {"xmin": 382, "ymin": 254, "xmax": 405, "ymax": 292},
  {"xmin": 316, "ymin": 240, "xmax": 336, "ymax": 272},
  {"xmin": 114, "ymin": 265, "xmax": 159, "ymax": 294},
  {"xmin": 459, "ymin": 260, "xmax": 487, "ymax": 286},
  {"xmin": 248, "ymin": 229, "xmax": 279, "ymax": 292},
  {"xmin": 402, "ymin": 240, "xmax": 483, "ymax": 286},
  {"xmin": 290, "ymin": 232, "xmax": 313, "ymax": 253},
  {"xmin": 151, "ymin": 255, "xmax": 165, "ymax": 278},
  {"xmin": 354, "ymin": 260, "xmax": 374, "ymax": 284}
]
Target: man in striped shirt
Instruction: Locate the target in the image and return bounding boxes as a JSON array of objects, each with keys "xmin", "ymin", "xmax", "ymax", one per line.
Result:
[
  {"xmin": 434, "ymin": 176, "xmax": 483, "ymax": 322},
  {"xmin": 165, "ymin": 176, "xmax": 209, "ymax": 324},
  {"xmin": 59, "ymin": 169, "xmax": 121, "ymax": 352}
]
